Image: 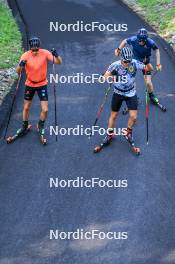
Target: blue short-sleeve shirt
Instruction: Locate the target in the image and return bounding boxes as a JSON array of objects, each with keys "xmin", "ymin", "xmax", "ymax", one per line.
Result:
[{"xmin": 127, "ymin": 36, "xmax": 158, "ymax": 61}]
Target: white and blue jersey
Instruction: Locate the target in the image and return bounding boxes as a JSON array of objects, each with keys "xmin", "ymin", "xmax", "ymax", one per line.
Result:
[
  {"xmin": 108, "ymin": 59, "xmax": 145, "ymax": 97},
  {"xmin": 127, "ymin": 36, "xmax": 158, "ymax": 62}
]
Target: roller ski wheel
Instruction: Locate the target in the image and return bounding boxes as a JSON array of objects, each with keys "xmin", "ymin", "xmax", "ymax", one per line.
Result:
[
  {"xmin": 157, "ymin": 102, "xmax": 167, "ymax": 112},
  {"xmin": 123, "ymin": 131, "xmax": 140, "ymax": 156},
  {"xmin": 93, "ymin": 134, "xmax": 114, "ymax": 153},
  {"xmin": 6, "ymin": 124, "xmax": 32, "ymax": 144},
  {"xmin": 132, "ymin": 146, "xmax": 140, "ymax": 155},
  {"xmin": 37, "ymin": 125, "xmax": 47, "ymax": 146},
  {"xmin": 94, "ymin": 143, "xmax": 104, "ymax": 153},
  {"xmin": 40, "ymin": 136, "xmax": 47, "ymax": 145}
]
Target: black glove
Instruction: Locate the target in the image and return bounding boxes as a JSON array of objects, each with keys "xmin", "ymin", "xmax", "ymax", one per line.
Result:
[
  {"xmin": 19, "ymin": 60, "xmax": 26, "ymax": 67},
  {"xmin": 111, "ymin": 69, "xmax": 118, "ymax": 76},
  {"xmin": 51, "ymin": 48, "xmax": 59, "ymax": 58},
  {"xmin": 111, "ymin": 69, "xmax": 118, "ymax": 82}
]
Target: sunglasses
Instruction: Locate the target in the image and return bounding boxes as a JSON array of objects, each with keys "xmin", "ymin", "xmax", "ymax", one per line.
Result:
[
  {"xmin": 138, "ymin": 39, "xmax": 145, "ymax": 43},
  {"xmin": 123, "ymin": 60, "xmax": 131, "ymax": 64},
  {"xmin": 31, "ymin": 48, "xmax": 39, "ymax": 52}
]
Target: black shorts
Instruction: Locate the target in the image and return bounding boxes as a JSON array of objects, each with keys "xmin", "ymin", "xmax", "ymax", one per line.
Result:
[
  {"xmin": 24, "ymin": 85, "xmax": 48, "ymax": 101},
  {"xmin": 111, "ymin": 93, "xmax": 138, "ymax": 112}
]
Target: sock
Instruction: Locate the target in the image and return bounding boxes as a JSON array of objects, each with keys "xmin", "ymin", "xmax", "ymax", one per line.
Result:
[
  {"xmin": 108, "ymin": 128, "xmax": 114, "ymax": 135},
  {"xmin": 23, "ymin": 120, "xmax": 28, "ymax": 129},
  {"xmin": 38, "ymin": 120, "xmax": 45, "ymax": 128},
  {"xmin": 149, "ymin": 92, "xmax": 154, "ymax": 97},
  {"xmin": 127, "ymin": 127, "xmax": 132, "ymax": 135}
]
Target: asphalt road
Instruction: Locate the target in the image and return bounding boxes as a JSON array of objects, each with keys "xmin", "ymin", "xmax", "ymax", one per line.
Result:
[{"xmin": 0, "ymin": 0, "xmax": 175, "ymax": 263}]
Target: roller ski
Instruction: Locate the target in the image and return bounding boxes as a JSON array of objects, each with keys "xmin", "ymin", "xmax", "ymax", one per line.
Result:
[
  {"xmin": 37, "ymin": 120, "xmax": 47, "ymax": 145},
  {"xmin": 94, "ymin": 132, "xmax": 114, "ymax": 153},
  {"xmin": 6, "ymin": 122, "xmax": 32, "ymax": 144},
  {"xmin": 123, "ymin": 128, "xmax": 140, "ymax": 155},
  {"xmin": 149, "ymin": 93, "xmax": 166, "ymax": 112}
]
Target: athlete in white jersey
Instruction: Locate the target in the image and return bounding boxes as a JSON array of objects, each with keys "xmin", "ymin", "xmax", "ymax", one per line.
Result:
[
  {"xmin": 108, "ymin": 59, "xmax": 145, "ymax": 97},
  {"xmin": 103, "ymin": 47, "xmax": 152, "ymax": 143}
]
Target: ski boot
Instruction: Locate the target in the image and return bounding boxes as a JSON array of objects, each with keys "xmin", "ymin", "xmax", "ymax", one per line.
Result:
[
  {"xmin": 37, "ymin": 120, "xmax": 47, "ymax": 145},
  {"xmin": 6, "ymin": 121, "xmax": 32, "ymax": 144},
  {"xmin": 124, "ymin": 128, "xmax": 140, "ymax": 155},
  {"xmin": 149, "ymin": 92, "xmax": 166, "ymax": 112},
  {"xmin": 149, "ymin": 92, "xmax": 159, "ymax": 104},
  {"xmin": 94, "ymin": 129, "xmax": 114, "ymax": 153}
]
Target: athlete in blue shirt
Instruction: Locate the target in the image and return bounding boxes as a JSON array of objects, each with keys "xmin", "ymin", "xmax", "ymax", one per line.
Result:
[
  {"xmin": 102, "ymin": 47, "xmax": 152, "ymax": 145},
  {"xmin": 115, "ymin": 28, "xmax": 162, "ymax": 104}
]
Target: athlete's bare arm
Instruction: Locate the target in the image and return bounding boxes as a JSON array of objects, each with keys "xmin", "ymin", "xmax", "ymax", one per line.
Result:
[
  {"xmin": 145, "ymin": 63, "xmax": 153, "ymax": 72},
  {"xmin": 155, "ymin": 49, "xmax": 162, "ymax": 70},
  {"xmin": 155, "ymin": 49, "xmax": 160, "ymax": 65},
  {"xmin": 16, "ymin": 59, "xmax": 26, "ymax": 74},
  {"xmin": 115, "ymin": 39, "xmax": 127, "ymax": 56},
  {"xmin": 103, "ymin": 70, "xmax": 112, "ymax": 80},
  {"xmin": 50, "ymin": 49, "xmax": 62, "ymax": 64},
  {"xmin": 16, "ymin": 65, "xmax": 22, "ymax": 74},
  {"xmin": 55, "ymin": 56, "xmax": 62, "ymax": 64}
]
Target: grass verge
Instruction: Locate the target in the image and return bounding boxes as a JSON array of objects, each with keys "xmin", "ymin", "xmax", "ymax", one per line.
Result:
[
  {"xmin": 136, "ymin": 0, "xmax": 175, "ymax": 37},
  {"xmin": 0, "ymin": 2, "xmax": 23, "ymax": 69}
]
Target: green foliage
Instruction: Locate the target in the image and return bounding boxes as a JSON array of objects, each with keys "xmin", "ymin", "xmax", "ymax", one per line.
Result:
[
  {"xmin": 0, "ymin": 3, "xmax": 23, "ymax": 69},
  {"xmin": 136, "ymin": 0, "xmax": 175, "ymax": 34},
  {"xmin": 160, "ymin": 7, "xmax": 175, "ymax": 30},
  {"xmin": 138, "ymin": 0, "xmax": 171, "ymax": 7}
]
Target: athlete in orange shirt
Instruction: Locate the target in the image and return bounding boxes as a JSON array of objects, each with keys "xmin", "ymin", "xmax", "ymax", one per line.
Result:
[{"xmin": 16, "ymin": 37, "xmax": 62, "ymax": 140}]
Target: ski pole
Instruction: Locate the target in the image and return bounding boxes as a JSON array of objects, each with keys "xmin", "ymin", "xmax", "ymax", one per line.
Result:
[
  {"xmin": 152, "ymin": 69, "xmax": 158, "ymax": 78},
  {"xmin": 122, "ymin": 69, "xmax": 158, "ymax": 116},
  {"xmin": 146, "ymin": 88, "xmax": 149, "ymax": 145},
  {"xmin": 144, "ymin": 66, "xmax": 151, "ymax": 145},
  {"xmin": 145, "ymin": 69, "xmax": 159, "ymax": 145},
  {"xmin": 4, "ymin": 71, "xmax": 22, "ymax": 139},
  {"xmin": 52, "ymin": 56, "xmax": 58, "ymax": 142},
  {"xmin": 89, "ymin": 84, "xmax": 111, "ymax": 138}
]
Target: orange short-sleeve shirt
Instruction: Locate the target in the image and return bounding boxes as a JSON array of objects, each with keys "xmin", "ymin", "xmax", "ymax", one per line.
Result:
[{"xmin": 20, "ymin": 49, "xmax": 54, "ymax": 87}]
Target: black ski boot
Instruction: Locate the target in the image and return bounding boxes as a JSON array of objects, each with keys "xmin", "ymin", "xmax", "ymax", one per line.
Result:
[
  {"xmin": 149, "ymin": 92, "xmax": 159, "ymax": 105},
  {"xmin": 16, "ymin": 121, "xmax": 29, "ymax": 136},
  {"xmin": 6, "ymin": 121, "xmax": 32, "ymax": 143},
  {"xmin": 37, "ymin": 120, "xmax": 47, "ymax": 145},
  {"xmin": 149, "ymin": 92, "xmax": 167, "ymax": 111},
  {"xmin": 102, "ymin": 133, "xmax": 114, "ymax": 146},
  {"xmin": 124, "ymin": 128, "xmax": 140, "ymax": 155},
  {"xmin": 94, "ymin": 129, "xmax": 114, "ymax": 153}
]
